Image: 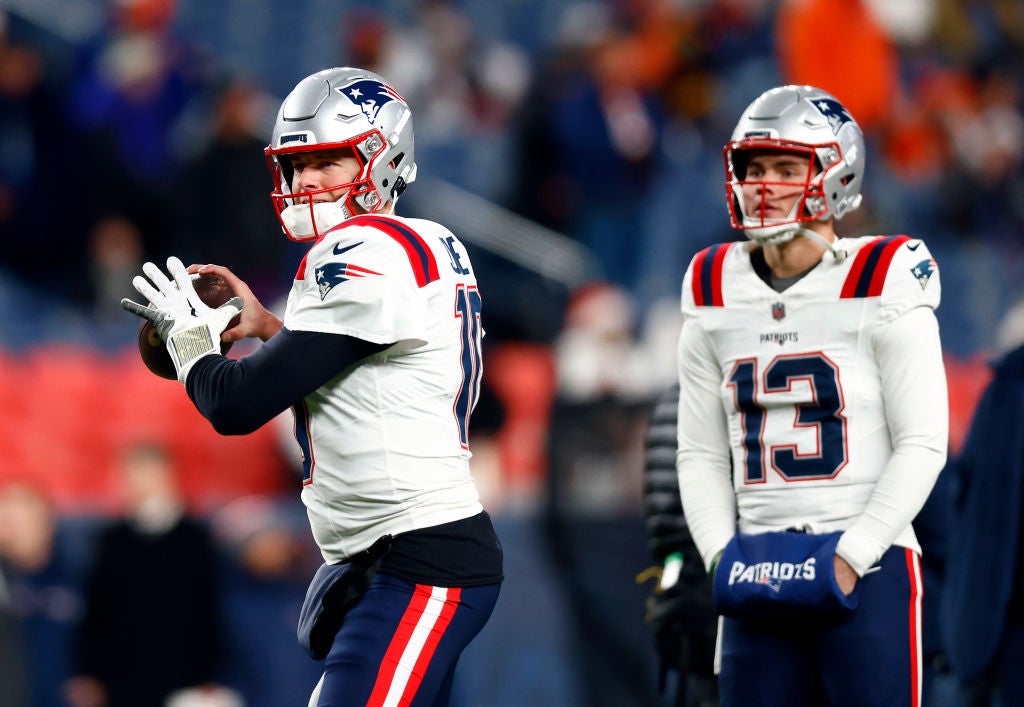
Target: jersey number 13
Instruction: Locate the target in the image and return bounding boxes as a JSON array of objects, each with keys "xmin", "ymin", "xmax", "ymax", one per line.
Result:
[{"xmin": 728, "ymin": 353, "xmax": 848, "ymax": 484}]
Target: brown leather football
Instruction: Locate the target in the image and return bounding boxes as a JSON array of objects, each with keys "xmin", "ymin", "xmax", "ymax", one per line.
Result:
[{"xmin": 137, "ymin": 272, "xmax": 241, "ymax": 380}]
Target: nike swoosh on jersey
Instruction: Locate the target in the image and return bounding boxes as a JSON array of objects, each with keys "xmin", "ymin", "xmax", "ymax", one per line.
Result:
[
  {"xmin": 907, "ymin": 241, "xmax": 921, "ymax": 251},
  {"xmin": 334, "ymin": 241, "xmax": 363, "ymax": 256}
]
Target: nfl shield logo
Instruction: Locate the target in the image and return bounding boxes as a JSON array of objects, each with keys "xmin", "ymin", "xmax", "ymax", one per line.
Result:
[{"xmin": 772, "ymin": 302, "xmax": 786, "ymax": 320}]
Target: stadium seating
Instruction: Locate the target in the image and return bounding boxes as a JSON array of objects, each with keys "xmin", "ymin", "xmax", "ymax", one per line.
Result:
[{"xmin": 0, "ymin": 346, "xmax": 292, "ymax": 513}]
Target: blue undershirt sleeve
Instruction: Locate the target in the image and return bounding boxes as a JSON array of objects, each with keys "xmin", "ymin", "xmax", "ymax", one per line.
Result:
[{"xmin": 185, "ymin": 327, "xmax": 389, "ymax": 435}]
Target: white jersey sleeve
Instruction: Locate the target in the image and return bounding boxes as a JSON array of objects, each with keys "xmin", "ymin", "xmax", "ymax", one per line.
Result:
[
  {"xmin": 876, "ymin": 237, "xmax": 941, "ymax": 322},
  {"xmin": 837, "ymin": 238, "xmax": 947, "ymax": 574},
  {"xmin": 676, "ymin": 306, "xmax": 738, "ymax": 571}
]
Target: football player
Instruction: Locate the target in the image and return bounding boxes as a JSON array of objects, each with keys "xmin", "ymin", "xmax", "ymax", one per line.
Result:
[
  {"xmin": 122, "ymin": 67, "xmax": 503, "ymax": 707},
  {"xmin": 675, "ymin": 85, "xmax": 947, "ymax": 706}
]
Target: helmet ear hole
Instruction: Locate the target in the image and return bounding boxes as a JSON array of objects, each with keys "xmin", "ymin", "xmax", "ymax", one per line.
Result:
[
  {"xmin": 280, "ymin": 158, "xmax": 295, "ymax": 188},
  {"xmin": 393, "ymin": 177, "xmax": 407, "ymax": 199},
  {"xmin": 731, "ymin": 150, "xmax": 750, "ymax": 180}
]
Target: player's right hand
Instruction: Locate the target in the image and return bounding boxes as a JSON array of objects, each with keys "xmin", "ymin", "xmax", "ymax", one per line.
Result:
[
  {"xmin": 833, "ymin": 553, "xmax": 858, "ymax": 596},
  {"xmin": 188, "ymin": 263, "xmax": 284, "ymax": 342}
]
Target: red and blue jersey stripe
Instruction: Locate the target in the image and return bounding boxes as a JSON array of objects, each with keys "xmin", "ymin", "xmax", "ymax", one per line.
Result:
[
  {"xmin": 840, "ymin": 235, "xmax": 910, "ymax": 299},
  {"xmin": 350, "ymin": 215, "xmax": 440, "ymax": 288},
  {"xmin": 295, "ymin": 215, "xmax": 440, "ymax": 287},
  {"xmin": 691, "ymin": 242, "xmax": 731, "ymax": 307}
]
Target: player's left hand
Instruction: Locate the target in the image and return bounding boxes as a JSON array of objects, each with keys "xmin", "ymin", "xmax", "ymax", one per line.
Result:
[
  {"xmin": 121, "ymin": 256, "xmax": 244, "ymax": 383},
  {"xmin": 833, "ymin": 554, "xmax": 858, "ymax": 596}
]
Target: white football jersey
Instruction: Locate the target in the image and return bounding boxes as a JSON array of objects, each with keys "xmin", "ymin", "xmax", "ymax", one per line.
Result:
[
  {"xmin": 284, "ymin": 214, "xmax": 484, "ymax": 562},
  {"xmin": 677, "ymin": 235, "xmax": 946, "ymax": 571}
]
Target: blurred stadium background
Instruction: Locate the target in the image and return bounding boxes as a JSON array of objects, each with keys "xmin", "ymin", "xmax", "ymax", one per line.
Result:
[{"xmin": 0, "ymin": 0, "xmax": 1020, "ymax": 705}]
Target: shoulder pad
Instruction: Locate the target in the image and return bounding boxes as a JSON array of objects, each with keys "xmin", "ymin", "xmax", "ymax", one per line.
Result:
[
  {"xmin": 840, "ymin": 235, "xmax": 939, "ymax": 315},
  {"xmin": 333, "ymin": 215, "xmax": 441, "ymax": 288},
  {"xmin": 839, "ymin": 235, "xmax": 911, "ymax": 299},
  {"xmin": 685, "ymin": 242, "xmax": 734, "ymax": 309}
]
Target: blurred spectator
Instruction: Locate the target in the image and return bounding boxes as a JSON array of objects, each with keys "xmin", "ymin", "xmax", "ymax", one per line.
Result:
[
  {"xmin": 0, "ymin": 482, "xmax": 30, "ymax": 707},
  {"xmin": 0, "ymin": 579, "xmax": 27, "ymax": 706},
  {"xmin": 163, "ymin": 685, "xmax": 244, "ymax": 707},
  {"xmin": 776, "ymin": 0, "xmax": 898, "ymax": 131},
  {"xmin": 462, "ymin": 372, "xmax": 508, "ymax": 513},
  {"xmin": 511, "ymin": 4, "xmax": 664, "ymax": 289},
  {"xmin": 336, "ymin": 7, "xmax": 389, "ymax": 70},
  {"xmin": 68, "ymin": 1, "xmax": 197, "ymax": 186},
  {"xmin": 67, "ymin": 442, "xmax": 222, "ymax": 707},
  {"xmin": 636, "ymin": 384, "xmax": 718, "ymax": 707},
  {"xmin": 546, "ymin": 279, "xmax": 661, "ymax": 706},
  {"xmin": 915, "ymin": 463, "xmax": 955, "ymax": 707},
  {"xmin": 211, "ymin": 495, "xmax": 322, "ymax": 707},
  {"xmin": 171, "ymin": 76, "xmax": 302, "ymax": 303},
  {"xmin": 942, "ymin": 303, "xmax": 1024, "ymax": 706},
  {"xmin": 941, "ymin": 67, "xmax": 1024, "ymax": 246},
  {"xmin": 0, "ymin": 480, "xmax": 89, "ymax": 707},
  {"xmin": 0, "ymin": 10, "xmax": 44, "ymax": 221},
  {"xmin": 554, "ymin": 282, "xmax": 667, "ymax": 403},
  {"xmin": 65, "ymin": 0, "xmax": 208, "ymax": 271},
  {"xmin": 0, "ymin": 10, "xmax": 94, "ymax": 302},
  {"xmin": 544, "ymin": 385, "xmax": 659, "ymax": 706},
  {"xmin": 87, "ymin": 214, "xmax": 145, "ymax": 326},
  {"xmin": 361, "ymin": 0, "xmax": 531, "ymax": 201}
]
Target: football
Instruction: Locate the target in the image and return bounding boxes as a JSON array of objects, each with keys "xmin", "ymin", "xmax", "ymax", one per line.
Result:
[{"xmin": 137, "ymin": 272, "xmax": 241, "ymax": 380}]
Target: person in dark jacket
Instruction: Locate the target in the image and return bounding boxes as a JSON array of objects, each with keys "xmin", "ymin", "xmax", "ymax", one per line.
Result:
[
  {"xmin": 943, "ymin": 339, "xmax": 1024, "ymax": 706},
  {"xmin": 66, "ymin": 443, "xmax": 222, "ymax": 707},
  {"xmin": 638, "ymin": 383, "xmax": 719, "ymax": 707}
]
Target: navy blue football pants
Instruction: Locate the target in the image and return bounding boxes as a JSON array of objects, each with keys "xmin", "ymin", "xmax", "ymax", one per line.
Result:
[
  {"xmin": 718, "ymin": 545, "xmax": 923, "ymax": 707},
  {"xmin": 309, "ymin": 573, "xmax": 501, "ymax": 707}
]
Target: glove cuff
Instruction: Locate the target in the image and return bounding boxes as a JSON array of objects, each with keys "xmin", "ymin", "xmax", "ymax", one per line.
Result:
[{"xmin": 168, "ymin": 323, "xmax": 219, "ymax": 383}]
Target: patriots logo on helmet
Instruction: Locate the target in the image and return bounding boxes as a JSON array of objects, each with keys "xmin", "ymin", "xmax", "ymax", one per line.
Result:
[
  {"xmin": 314, "ymin": 262, "xmax": 382, "ymax": 300},
  {"xmin": 339, "ymin": 80, "xmax": 406, "ymax": 124},
  {"xmin": 810, "ymin": 98, "xmax": 853, "ymax": 135},
  {"xmin": 910, "ymin": 258, "xmax": 937, "ymax": 290}
]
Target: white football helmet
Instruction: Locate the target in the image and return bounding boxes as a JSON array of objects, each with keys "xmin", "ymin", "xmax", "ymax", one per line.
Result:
[
  {"xmin": 265, "ymin": 67, "xmax": 418, "ymax": 242},
  {"xmin": 724, "ymin": 85, "xmax": 864, "ymax": 245}
]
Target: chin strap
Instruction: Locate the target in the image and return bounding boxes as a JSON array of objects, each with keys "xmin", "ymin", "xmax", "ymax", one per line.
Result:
[
  {"xmin": 742, "ymin": 195, "xmax": 847, "ymax": 264},
  {"xmin": 795, "ymin": 227, "xmax": 847, "ymax": 263}
]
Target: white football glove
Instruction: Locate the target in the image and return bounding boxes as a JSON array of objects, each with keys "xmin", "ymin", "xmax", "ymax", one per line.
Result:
[{"xmin": 121, "ymin": 256, "xmax": 244, "ymax": 383}]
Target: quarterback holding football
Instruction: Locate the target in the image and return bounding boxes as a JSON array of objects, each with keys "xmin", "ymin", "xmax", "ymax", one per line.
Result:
[{"xmin": 122, "ymin": 67, "xmax": 503, "ymax": 707}]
